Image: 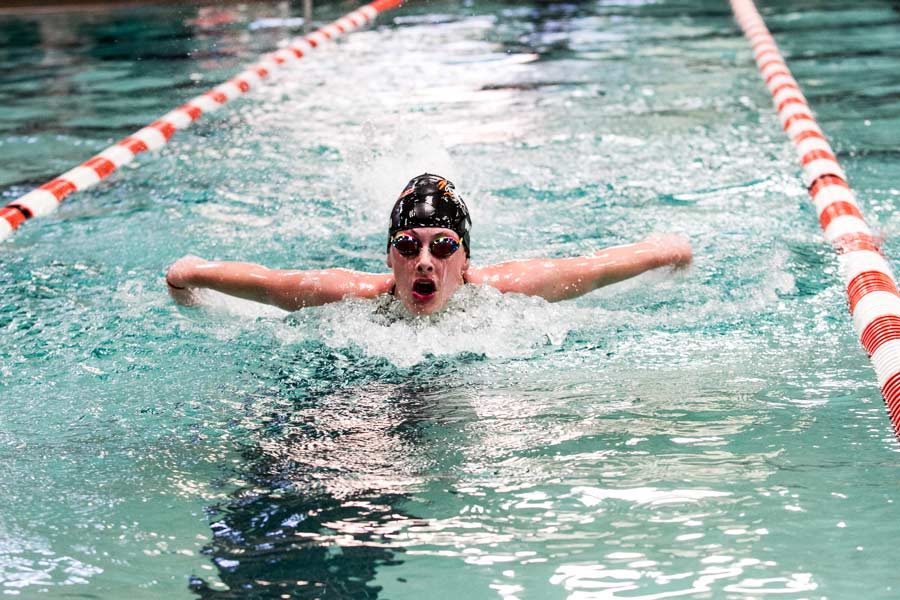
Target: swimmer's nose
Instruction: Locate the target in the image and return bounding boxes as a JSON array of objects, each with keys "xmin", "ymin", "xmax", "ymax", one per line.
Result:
[{"xmin": 416, "ymin": 252, "xmax": 434, "ymax": 273}]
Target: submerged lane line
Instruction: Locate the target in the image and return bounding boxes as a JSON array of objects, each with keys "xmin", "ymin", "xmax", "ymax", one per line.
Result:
[
  {"xmin": 731, "ymin": 0, "xmax": 900, "ymax": 437},
  {"xmin": 0, "ymin": 0, "xmax": 404, "ymax": 243}
]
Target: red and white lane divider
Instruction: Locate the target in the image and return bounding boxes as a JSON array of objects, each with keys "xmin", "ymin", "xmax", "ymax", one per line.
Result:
[
  {"xmin": 0, "ymin": 0, "xmax": 403, "ymax": 243},
  {"xmin": 732, "ymin": 0, "xmax": 900, "ymax": 436}
]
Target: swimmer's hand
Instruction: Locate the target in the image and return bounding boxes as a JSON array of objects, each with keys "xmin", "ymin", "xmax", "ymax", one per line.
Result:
[{"xmin": 166, "ymin": 254, "xmax": 207, "ymax": 306}]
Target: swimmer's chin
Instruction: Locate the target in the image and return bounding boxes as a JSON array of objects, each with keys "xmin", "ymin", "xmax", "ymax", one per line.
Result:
[{"xmin": 397, "ymin": 295, "xmax": 449, "ymax": 318}]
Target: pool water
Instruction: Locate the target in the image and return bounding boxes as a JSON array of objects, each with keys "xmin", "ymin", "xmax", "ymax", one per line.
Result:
[{"xmin": 2, "ymin": 0, "xmax": 900, "ymax": 597}]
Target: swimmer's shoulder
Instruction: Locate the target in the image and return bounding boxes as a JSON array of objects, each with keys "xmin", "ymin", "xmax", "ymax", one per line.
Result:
[
  {"xmin": 311, "ymin": 270, "xmax": 392, "ymax": 299},
  {"xmin": 352, "ymin": 272, "xmax": 394, "ymax": 298},
  {"xmin": 463, "ymin": 266, "xmax": 491, "ymax": 285}
]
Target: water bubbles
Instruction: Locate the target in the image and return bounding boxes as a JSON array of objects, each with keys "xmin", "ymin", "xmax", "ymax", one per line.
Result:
[{"xmin": 282, "ymin": 285, "xmax": 594, "ymax": 368}]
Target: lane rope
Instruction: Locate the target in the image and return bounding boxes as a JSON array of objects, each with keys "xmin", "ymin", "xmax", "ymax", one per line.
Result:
[
  {"xmin": 0, "ymin": 0, "xmax": 403, "ymax": 243},
  {"xmin": 731, "ymin": 0, "xmax": 900, "ymax": 436}
]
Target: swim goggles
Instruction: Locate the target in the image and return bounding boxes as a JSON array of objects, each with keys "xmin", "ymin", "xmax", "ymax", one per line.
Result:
[{"xmin": 390, "ymin": 234, "xmax": 461, "ymax": 259}]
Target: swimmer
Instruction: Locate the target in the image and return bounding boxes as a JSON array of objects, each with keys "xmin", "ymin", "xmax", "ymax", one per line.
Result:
[{"xmin": 166, "ymin": 173, "xmax": 692, "ymax": 315}]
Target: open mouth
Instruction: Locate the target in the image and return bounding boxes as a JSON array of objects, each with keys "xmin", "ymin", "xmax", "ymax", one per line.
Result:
[{"xmin": 411, "ymin": 279, "xmax": 437, "ymax": 301}]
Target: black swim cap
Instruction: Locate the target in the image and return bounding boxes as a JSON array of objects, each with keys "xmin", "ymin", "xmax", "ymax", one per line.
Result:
[{"xmin": 388, "ymin": 173, "xmax": 472, "ymax": 257}]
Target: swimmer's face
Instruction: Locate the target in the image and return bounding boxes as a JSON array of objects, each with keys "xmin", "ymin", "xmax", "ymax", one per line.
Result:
[{"xmin": 387, "ymin": 227, "xmax": 469, "ymax": 316}]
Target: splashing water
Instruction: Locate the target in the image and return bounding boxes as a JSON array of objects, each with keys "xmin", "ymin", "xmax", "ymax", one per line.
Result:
[{"xmin": 287, "ymin": 285, "xmax": 595, "ymax": 367}]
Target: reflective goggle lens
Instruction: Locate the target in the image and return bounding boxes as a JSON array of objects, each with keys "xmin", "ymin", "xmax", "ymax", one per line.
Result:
[
  {"xmin": 391, "ymin": 235, "xmax": 420, "ymax": 256},
  {"xmin": 429, "ymin": 236, "xmax": 460, "ymax": 259}
]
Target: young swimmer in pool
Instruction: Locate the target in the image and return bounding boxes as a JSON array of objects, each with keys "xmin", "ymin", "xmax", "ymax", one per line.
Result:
[{"xmin": 166, "ymin": 173, "xmax": 692, "ymax": 315}]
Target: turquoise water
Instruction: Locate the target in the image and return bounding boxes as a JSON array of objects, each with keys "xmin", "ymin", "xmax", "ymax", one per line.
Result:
[{"xmin": 2, "ymin": 0, "xmax": 900, "ymax": 597}]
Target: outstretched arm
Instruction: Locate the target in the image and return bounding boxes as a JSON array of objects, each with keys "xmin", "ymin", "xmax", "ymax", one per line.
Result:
[
  {"xmin": 466, "ymin": 234, "xmax": 691, "ymax": 302},
  {"xmin": 165, "ymin": 255, "xmax": 394, "ymax": 311}
]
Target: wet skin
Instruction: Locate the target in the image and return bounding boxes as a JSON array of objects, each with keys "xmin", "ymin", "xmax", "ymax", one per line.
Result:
[{"xmin": 386, "ymin": 227, "xmax": 469, "ymax": 316}]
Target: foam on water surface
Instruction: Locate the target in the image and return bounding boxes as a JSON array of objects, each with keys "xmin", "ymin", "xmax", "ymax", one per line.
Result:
[{"xmin": 289, "ymin": 285, "xmax": 594, "ymax": 367}]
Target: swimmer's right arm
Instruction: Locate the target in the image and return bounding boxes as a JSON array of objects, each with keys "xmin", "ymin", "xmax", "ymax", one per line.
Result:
[{"xmin": 165, "ymin": 255, "xmax": 394, "ymax": 311}]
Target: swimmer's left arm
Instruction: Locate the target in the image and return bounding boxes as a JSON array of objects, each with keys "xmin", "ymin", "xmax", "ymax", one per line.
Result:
[{"xmin": 466, "ymin": 234, "xmax": 692, "ymax": 302}]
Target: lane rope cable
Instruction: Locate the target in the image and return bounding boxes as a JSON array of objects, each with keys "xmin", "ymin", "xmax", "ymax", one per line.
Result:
[
  {"xmin": 0, "ymin": 0, "xmax": 404, "ymax": 243},
  {"xmin": 731, "ymin": 0, "xmax": 900, "ymax": 437}
]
